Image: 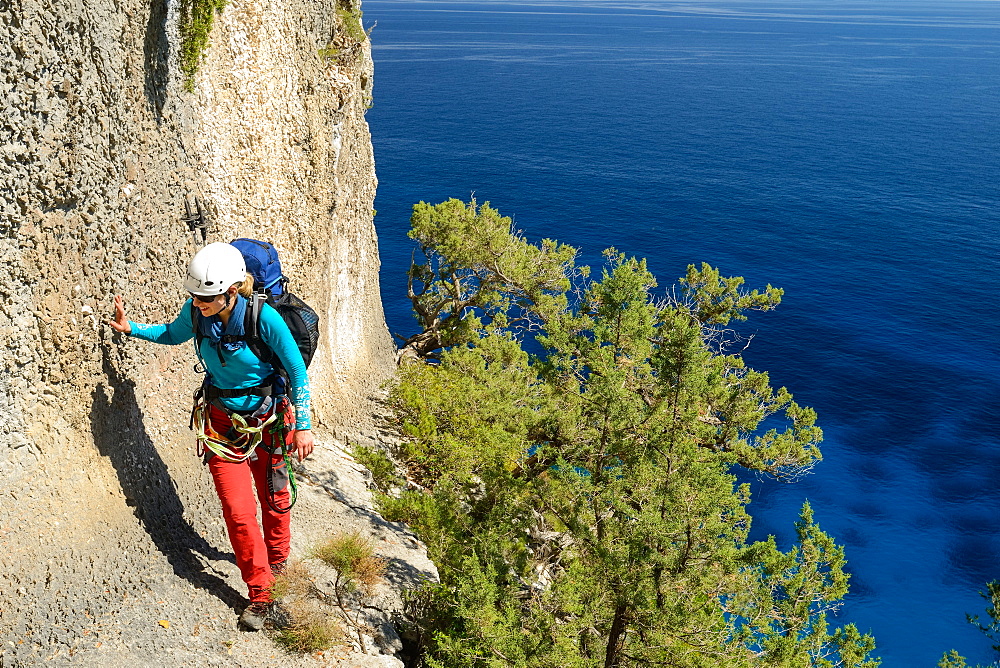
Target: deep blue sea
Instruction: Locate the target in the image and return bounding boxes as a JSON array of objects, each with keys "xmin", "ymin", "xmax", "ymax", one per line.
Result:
[{"xmin": 365, "ymin": 1, "xmax": 1000, "ymax": 664}]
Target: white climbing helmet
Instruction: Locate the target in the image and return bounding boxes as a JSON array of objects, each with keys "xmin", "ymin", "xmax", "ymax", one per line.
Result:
[{"xmin": 183, "ymin": 242, "xmax": 247, "ymax": 296}]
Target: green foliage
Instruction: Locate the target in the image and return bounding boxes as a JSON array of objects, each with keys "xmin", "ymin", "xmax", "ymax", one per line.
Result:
[
  {"xmin": 178, "ymin": 0, "xmax": 227, "ymax": 92},
  {"xmin": 731, "ymin": 503, "xmax": 877, "ymax": 667},
  {"xmin": 398, "ymin": 197, "xmax": 578, "ymax": 360},
  {"xmin": 385, "ymin": 199, "xmax": 878, "ymax": 667},
  {"xmin": 968, "ymin": 580, "xmax": 1000, "ymax": 652},
  {"xmin": 319, "ymin": 0, "xmax": 371, "ymax": 67},
  {"xmin": 352, "ymin": 444, "xmax": 403, "ymax": 493},
  {"xmin": 179, "ymin": 0, "xmax": 368, "ymax": 91},
  {"xmin": 307, "ymin": 532, "xmax": 388, "ymax": 651},
  {"xmin": 336, "ymin": 5, "xmax": 368, "ymax": 45},
  {"xmin": 938, "ymin": 651, "xmax": 969, "ymax": 668},
  {"xmin": 310, "ymin": 532, "xmax": 387, "ymax": 595},
  {"xmin": 940, "ymin": 578, "xmax": 1000, "ymax": 667},
  {"xmin": 679, "ymin": 262, "xmax": 783, "ymax": 325},
  {"xmin": 318, "ymin": 45, "xmax": 343, "ymax": 60}
]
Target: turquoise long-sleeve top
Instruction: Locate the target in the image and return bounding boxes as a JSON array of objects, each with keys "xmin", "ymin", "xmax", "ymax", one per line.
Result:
[{"xmin": 127, "ymin": 298, "xmax": 312, "ymax": 431}]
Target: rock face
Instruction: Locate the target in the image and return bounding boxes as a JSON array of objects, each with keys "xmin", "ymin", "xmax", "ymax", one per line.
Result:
[{"xmin": 0, "ymin": 0, "xmax": 419, "ymax": 664}]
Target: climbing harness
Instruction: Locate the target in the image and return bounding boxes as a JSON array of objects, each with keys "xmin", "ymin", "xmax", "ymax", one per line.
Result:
[
  {"xmin": 189, "ymin": 388, "xmax": 298, "ymax": 513},
  {"xmin": 191, "ymin": 399, "xmax": 279, "ymax": 463}
]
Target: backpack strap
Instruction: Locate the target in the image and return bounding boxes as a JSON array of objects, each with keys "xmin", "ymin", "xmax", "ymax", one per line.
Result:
[
  {"xmin": 192, "ymin": 300, "xmax": 239, "ymax": 369},
  {"xmin": 244, "ymin": 292, "xmax": 275, "ymax": 365},
  {"xmin": 193, "ymin": 293, "xmax": 280, "ymax": 373},
  {"xmin": 191, "ymin": 301, "xmax": 216, "ymax": 368}
]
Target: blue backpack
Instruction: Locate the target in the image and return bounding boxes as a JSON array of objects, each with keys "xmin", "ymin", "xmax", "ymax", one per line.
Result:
[
  {"xmin": 230, "ymin": 238, "xmax": 320, "ymax": 370},
  {"xmin": 231, "ymin": 238, "xmax": 286, "ymax": 297}
]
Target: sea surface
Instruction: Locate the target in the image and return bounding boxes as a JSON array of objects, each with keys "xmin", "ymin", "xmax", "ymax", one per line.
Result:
[{"xmin": 365, "ymin": 1, "xmax": 1000, "ymax": 664}]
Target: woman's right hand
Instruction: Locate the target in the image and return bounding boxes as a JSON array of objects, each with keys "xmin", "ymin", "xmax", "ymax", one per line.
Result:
[{"xmin": 109, "ymin": 295, "xmax": 131, "ymax": 334}]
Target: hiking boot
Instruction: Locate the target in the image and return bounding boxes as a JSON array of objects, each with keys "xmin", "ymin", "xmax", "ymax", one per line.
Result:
[
  {"xmin": 239, "ymin": 601, "xmax": 272, "ymax": 631},
  {"xmin": 271, "ymin": 560, "xmax": 287, "ymax": 576}
]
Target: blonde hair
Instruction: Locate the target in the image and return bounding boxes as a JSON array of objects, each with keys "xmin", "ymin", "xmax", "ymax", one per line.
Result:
[{"xmin": 236, "ymin": 272, "xmax": 255, "ymax": 298}]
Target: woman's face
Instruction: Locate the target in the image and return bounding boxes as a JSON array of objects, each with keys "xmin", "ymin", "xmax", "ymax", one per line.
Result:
[{"xmin": 191, "ymin": 286, "xmax": 236, "ymax": 318}]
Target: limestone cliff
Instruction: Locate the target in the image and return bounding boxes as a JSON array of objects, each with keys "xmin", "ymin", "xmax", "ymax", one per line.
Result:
[{"xmin": 0, "ymin": 0, "xmax": 412, "ymax": 664}]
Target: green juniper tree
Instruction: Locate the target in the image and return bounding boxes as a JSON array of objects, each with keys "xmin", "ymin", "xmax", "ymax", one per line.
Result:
[
  {"xmin": 396, "ymin": 198, "xmax": 577, "ymax": 362},
  {"xmin": 938, "ymin": 579, "xmax": 1000, "ymax": 667},
  {"xmin": 381, "ymin": 198, "xmax": 878, "ymax": 667}
]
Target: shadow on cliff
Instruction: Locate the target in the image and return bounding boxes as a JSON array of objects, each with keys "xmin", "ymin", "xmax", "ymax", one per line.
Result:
[
  {"xmin": 144, "ymin": 0, "xmax": 169, "ymax": 118},
  {"xmin": 91, "ymin": 344, "xmax": 244, "ymax": 609}
]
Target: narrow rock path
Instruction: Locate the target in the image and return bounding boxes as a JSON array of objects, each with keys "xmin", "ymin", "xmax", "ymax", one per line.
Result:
[{"xmin": 3, "ymin": 437, "xmax": 435, "ymax": 668}]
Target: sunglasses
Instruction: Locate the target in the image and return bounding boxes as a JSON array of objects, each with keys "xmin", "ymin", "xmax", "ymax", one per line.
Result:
[{"xmin": 189, "ymin": 293, "xmax": 219, "ymax": 304}]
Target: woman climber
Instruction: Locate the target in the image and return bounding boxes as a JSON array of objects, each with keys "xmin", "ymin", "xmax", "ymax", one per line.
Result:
[{"xmin": 108, "ymin": 241, "xmax": 314, "ymax": 631}]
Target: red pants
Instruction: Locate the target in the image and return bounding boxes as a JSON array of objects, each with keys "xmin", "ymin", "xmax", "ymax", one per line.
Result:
[{"xmin": 206, "ymin": 403, "xmax": 292, "ymax": 603}]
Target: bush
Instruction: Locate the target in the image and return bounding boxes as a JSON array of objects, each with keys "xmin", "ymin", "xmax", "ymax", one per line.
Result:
[
  {"xmin": 273, "ymin": 603, "xmax": 340, "ymax": 652},
  {"xmin": 336, "ymin": 5, "xmax": 367, "ymax": 45},
  {"xmin": 352, "ymin": 444, "xmax": 403, "ymax": 493},
  {"xmin": 269, "ymin": 560, "xmax": 342, "ymax": 653},
  {"xmin": 310, "ymin": 531, "xmax": 387, "ymax": 596}
]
